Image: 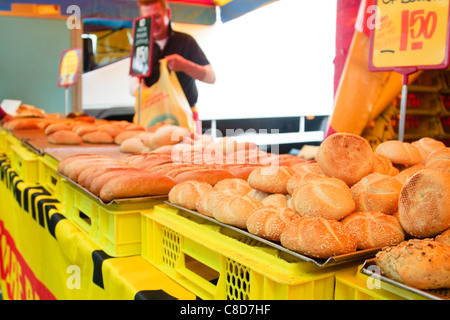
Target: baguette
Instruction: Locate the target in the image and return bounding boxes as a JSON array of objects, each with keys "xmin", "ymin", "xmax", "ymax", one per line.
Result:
[
  {"xmin": 57, "ymin": 154, "xmax": 110, "ymax": 176},
  {"xmin": 316, "ymin": 133, "xmax": 374, "ymax": 186},
  {"xmin": 44, "ymin": 122, "xmax": 71, "ymax": 135},
  {"xmin": 174, "ymin": 168, "xmax": 235, "ymax": 186},
  {"xmin": 375, "ymin": 239, "xmax": 450, "ymax": 289},
  {"xmin": 82, "ymin": 131, "xmax": 114, "ymax": 144},
  {"xmin": 99, "ymin": 171, "xmax": 176, "ymax": 202},
  {"xmin": 246, "ymin": 205, "xmax": 299, "ymax": 241},
  {"xmin": 280, "ymin": 216, "xmax": 357, "ymax": 259},
  {"xmin": 168, "ymin": 180, "xmax": 213, "ymax": 210},
  {"xmin": 341, "ymin": 211, "xmax": 405, "ymax": 249},
  {"xmin": 48, "ymin": 130, "xmax": 83, "ymax": 145},
  {"xmin": 88, "ymin": 167, "xmax": 143, "ymax": 196},
  {"xmin": 78, "ymin": 163, "xmax": 126, "ymax": 188}
]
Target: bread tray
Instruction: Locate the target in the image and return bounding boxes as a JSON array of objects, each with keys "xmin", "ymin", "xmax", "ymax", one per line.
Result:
[
  {"xmin": 165, "ymin": 202, "xmax": 381, "ymax": 268},
  {"xmin": 360, "ymin": 259, "xmax": 449, "ymax": 300},
  {"xmin": 58, "ymin": 171, "xmax": 167, "ymax": 206}
]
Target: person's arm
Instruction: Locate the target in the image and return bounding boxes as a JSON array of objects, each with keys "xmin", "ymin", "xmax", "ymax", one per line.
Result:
[{"xmin": 165, "ymin": 54, "xmax": 216, "ymax": 84}]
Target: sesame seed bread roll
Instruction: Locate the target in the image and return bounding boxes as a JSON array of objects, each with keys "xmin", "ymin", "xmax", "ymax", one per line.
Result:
[
  {"xmin": 212, "ymin": 194, "xmax": 263, "ymax": 228},
  {"xmin": 213, "ymin": 178, "xmax": 252, "ymax": 196},
  {"xmin": 286, "ymin": 171, "xmax": 326, "ymax": 195},
  {"xmin": 350, "ymin": 172, "xmax": 402, "ymax": 214},
  {"xmin": 291, "ymin": 177, "xmax": 356, "ymax": 220},
  {"xmin": 372, "ymin": 153, "xmax": 399, "ymax": 176},
  {"xmin": 290, "ymin": 161, "xmax": 322, "ymax": 175},
  {"xmin": 425, "ymin": 147, "xmax": 450, "ymax": 174},
  {"xmin": 262, "ymin": 193, "xmax": 290, "ymax": 208},
  {"xmin": 280, "ymin": 216, "xmax": 357, "ymax": 259},
  {"xmin": 436, "ymin": 228, "xmax": 450, "ymax": 246},
  {"xmin": 375, "ymin": 238, "xmax": 450, "ymax": 290},
  {"xmin": 246, "ymin": 206, "xmax": 299, "ymax": 241},
  {"xmin": 341, "ymin": 211, "xmax": 405, "ymax": 250},
  {"xmin": 174, "ymin": 168, "xmax": 236, "ymax": 186},
  {"xmin": 398, "ymin": 168, "xmax": 450, "ymax": 238},
  {"xmin": 316, "ymin": 133, "xmax": 374, "ymax": 186},
  {"xmin": 375, "ymin": 140, "xmax": 422, "ymax": 166},
  {"xmin": 196, "ymin": 191, "xmax": 227, "ymax": 217},
  {"xmin": 394, "ymin": 164, "xmax": 425, "ymax": 186},
  {"xmin": 247, "ymin": 166, "xmax": 296, "ymax": 194},
  {"xmin": 411, "ymin": 137, "xmax": 446, "ymax": 164},
  {"xmin": 169, "ymin": 180, "xmax": 213, "ymax": 210}
]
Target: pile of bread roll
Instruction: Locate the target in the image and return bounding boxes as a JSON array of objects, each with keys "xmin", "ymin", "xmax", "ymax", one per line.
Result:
[{"xmin": 168, "ymin": 133, "xmax": 450, "ymax": 275}]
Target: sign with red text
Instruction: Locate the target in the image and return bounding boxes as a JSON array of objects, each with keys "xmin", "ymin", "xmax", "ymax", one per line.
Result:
[{"xmin": 369, "ymin": 0, "xmax": 450, "ymax": 71}]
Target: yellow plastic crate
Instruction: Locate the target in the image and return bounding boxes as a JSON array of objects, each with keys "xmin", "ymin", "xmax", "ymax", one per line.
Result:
[
  {"xmin": 61, "ymin": 180, "xmax": 166, "ymax": 257},
  {"xmin": 334, "ymin": 264, "xmax": 441, "ymax": 300},
  {"xmin": 8, "ymin": 143, "xmax": 39, "ymax": 185},
  {"xmin": 0, "ymin": 130, "xmax": 8, "ymax": 153},
  {"xmin": 38, "ymin": 153, "xmax": 64, "ymax": 197},
  {"xmin": 141, "ymin": 204, "xmax": 360, "ymax": 300}
]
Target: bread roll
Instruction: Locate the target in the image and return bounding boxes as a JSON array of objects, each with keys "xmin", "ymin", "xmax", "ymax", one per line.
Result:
[
  {"xmin": 246, "ymin": 188, "xmax": 270, "ymax": 202},
  {"xmin": 286, "ymin": 171, "xmax": 325, "ymax": 195},
  {"xmin": 174, "ymin": 168, "xmax": 235, "ymax": 186},
  {"xmin": 82, "ymin": 131, "xmax": 114, "ymax": 144},
  {"xmin": 375, "ymin": 238, "xmax": 450, "ymax": 289},
  {"xmin": 398, "ymin": 168, "xmax": 450, "ymax": 238},
  {"xmin": 168, "ymin": 180, "xmax": 213, "ymax": 210},
  {"xmin": 341, "ymin": 211, "xmax": 405, "ymax": 249},
  {"xmin": 212, "ymin": 194, "xmax": 263, "ymax": 228},
  {"xmin": 73, "ymin": 124, "xmax": 97, "ymax": 136},
  {"xmin": 247, "ymin": 166, "xmax": 296, "ymax": 194},
  {"xmin": 375, "ymin": 140, "xmax": 422, "ymax": 166},
  {"xmin": 350, "ymin": 172, "xmax": 402, "ymax": 214},
  {"xmin": 372, "ymin": 154, "xmax": 399, "ymax": 176},
  {"xmin": 213, "ymin": 178, "xmax": 252, "ymax": 196},
  {"xmin": 44, "ymin": 122, "xmax": 71, "ymax": 135},
  {"xmin": 114, "ymin": 130, "xmax": 143, "ymax": 145},
  {"xmin": 316, "ymin": 133, "xmax": 374, "ymax": 186},
  {"xmin": 291, "ymin": 177, "xmax": 355, "ymax": 220},
  {"xmin": 436, "ymin": 228, "xmax": 450, "ymax": 246},
  {"xmin": 425, "ymin": 147, "xmax": 450, "ymax": 174},
  {"xmin": 120, "ymin": 137, "xmax": 148, "ymax": 153},
  {"xmin": 412, "ymin": 137, "xmax": 446, "ymax": 164},
  {"xmin": 246, "ymin": 206, "xmax": 299, "ymax": 241},
  {"xmin": 148, "ymin": 125, "xmax": 190, "ymax": 150},
  {"xmin": 280, "ymin": 216, "xmax": 357, "ymax": 259},
  {"xmin": 48, "ymin": 130, "xmax": 83, "ymax": 145},
  {"xmin": 99, "ymin": 171, "xmax": 176, "ymax": 202},
  {"xmin": 394, "ymin": 164, "xmax": 425, "ymax": 186},
  {"xmin": 262, "ymin": 194, "xmax": 290, "ymax": 208},
  {"xmin": 196, "ymin": 191, "xmax": 227, "ymax": 217}
]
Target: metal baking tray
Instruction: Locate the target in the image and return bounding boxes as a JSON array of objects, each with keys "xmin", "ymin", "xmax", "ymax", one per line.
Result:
[
  {"xmin": 360, "ymin": 259, "xmax": 449, "ymax": 300},
  {"xmin": 57, "ymin": 171, "xmax": 167, "ymax": 206},
  {"xmin": 165, "ymin": 202, "xmax": 381, "ymax": 268}
]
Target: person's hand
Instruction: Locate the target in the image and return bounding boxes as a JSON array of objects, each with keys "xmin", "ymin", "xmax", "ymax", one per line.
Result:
[{"xmin": 164, "ymin": 54, "xmax": 188, "ymax": 73}]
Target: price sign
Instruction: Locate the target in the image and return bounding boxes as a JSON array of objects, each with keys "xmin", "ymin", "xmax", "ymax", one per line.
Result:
[
  {"xmin": 57, "ymin": 48, "xmax": 81, "ymax": 87},
  {"xmin": 130, "ymin": 16, "xmax": 153, "ymax": 78},
  {"xmin": 369, "ymin": 0, "xmax": 450, "ymax": 71}
]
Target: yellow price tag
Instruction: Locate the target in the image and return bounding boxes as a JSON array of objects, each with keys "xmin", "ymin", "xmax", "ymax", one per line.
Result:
[
  {"xmin": 58, "ymin": 48, "xmax": 81, "ymax": 87},
  {"xmin": 369, "ymin": 0, "xmax": 450, "ymax": 70}
]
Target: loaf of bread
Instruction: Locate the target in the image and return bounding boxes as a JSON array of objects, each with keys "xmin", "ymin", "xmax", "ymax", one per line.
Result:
[
  {"xmin": 436, "ymin": 228, "xmax": 450, "ymax": 246},
  {"xmin": 280, "ymin": 216, "xmax": 357, "ymax": 259},
  {"xmin": 350, "ymin": 172, "xmax": 402, "ymax": 214},
  {"xmin": 291, "ymin": 177, "xmax": 355, "ymax": 220},
  {"xmin": 73, "ymin": 124, "xmax": 97, "ymax": 136},
  {"xmin": 398, "ymin": 168, "xmax": 450, "ymax": 238},
  {"xmin": 174, "ymin": 168, "xmax": 236, "ymax": 186},
  {"xmin": 341, "ymin": 211, "xmax": 405, "ymax": 249},
  {"xmin": 3, "ymin": 118, "xmax": 44, "ymax": 130},
  {"xmin": 82, "ymin": 131, "xmax": 114, "ymax": 144},
  {"xmin": 114, "ymin": 130, "xmax": 143, "ymax": 145},
  {"xmin": 394, "ymin": 164, "xmax": 425, "ymax": 186},
  {"xmin": 48, "ymin": 130, "xmax": 83, "ymax": 145},
  {"xmin": 425, "ymin": 147, "xmax": 450, "ymax": 174},
  {"xmin": 246, "ymin": 206, "xmax": 299, "ymax": 241},
  {"xmin": 77, "ymin": 163, "xmax": 126, "ymax": 187},
  {"xmin": 120, "ymin": 137, "xmax": 148, "ymax": 153},
  {"xmin": 213, "ymin": 178, "xmax": 252, "ymax": 196},
  {"xmin": 148, "ymin": 125, "xmax": 190, "ymax": 150},
  {"xmin": 99, "ymin": 171, "xmax": 176, "ymax": 202},
  {"xmin": 226, "ymin": 165, "xmax": 259, "ymax": 180},
  {"xmin": 44, "ymin": 122, "xmax": 71, "ymax": 135},
  {"xmin": 88, "ymin": 167, "xmax": 144, "ymax": 196},
  {"xmin": 247, "ymin": 166, "xmax": 296, "ymax": 194},
  {"xmin": 212, "ymin": 194, "xmax": 263, "ymax": 228},
  {"xmin": 57, "ymin": 154, "xmax": 110, "ymax": 175},
  {"xmin": 316, "ymin": 133, "xmax": 374, "ymax": 186},
  {"xmin": 372, "ymin": 154, "xmax": 399, "ymax": 176},
  {"xmin": 168, "ymin": 180, "xmax": 213, "ymax": 210},
  {"xmin": 262, "ymin": 194, "xmax": 290, "ymax": 208},
  {"xmin": 375, "ymin": 238, "xmax": 450, "ymax": 289},
  {"xmin": 66, "ymin": 158, "xmax": 121, "ymax": 182},
  {"xmin": 375, "ymin": 140, "xmax": 422, "ymax": 166}
]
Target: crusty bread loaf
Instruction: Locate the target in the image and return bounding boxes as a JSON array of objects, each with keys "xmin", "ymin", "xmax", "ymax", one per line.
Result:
[
  {"xmin": 99, "ymin": 171, "xmax": 176, "ymax": 202},
  {"xmin": 77, "ymin": 163, "xmax": 126, "ymax": 187},
  {"xmin": 372, "ymin": 154, "xmax": 399, "ymax": 176},
  {"xmin": 82, "ymin": 131, "xmax": 114, "ymax": 144},
  {"xmin": 73, "ymin": 124, "xmax": 97, "ymax": 136},
  {"xmin": 316, "ymin": 133, "xmax": 374, "ymax": 186},
  {"xmin": 174, "ymin": 168, "xmax": 235, "ymax": 186},
  {"xmin": 246, "ymin": 188, "xmax": 270, "ymax": 202},
  {"xmin": 436, "ymin": 228, "xmax": 450, "ymax": 246},
  {"xmin": 212, "ymin": 194, "xmax": 263, "ymax": 228},
  {"xmin": 120, "ymin": 137, "xmax": 148, "ymax": 153},
  {"xmin": 148, "ymin": 125, "xmax": 190, "ymax": 150},
  {"xmin": 291, "ymin": 177, "xmax": 355, "ymax": 220},
  {"xmin": 425, "ymin": 147, "xmax": 450, "ymax": 174},
  {"xmin": 44, "ymin": 122, "xmax": 71, "ymax": 135},
  {"xmin": 394, "ymin": 164, "xmax": 425, "ymax": 186},
  {"xmin": 213, "ymin": 178, "xmax": 252, "ymax": 196},
  {"xmin": 398, "ymin": 168, "xmax": 450, "ymax": 238},
  {"xmin": 247, "ymin": 166, "xmax": 296, "ymax": 194},
  {"xmin": 66, "ymin": 158, "xmax": 121, "ymax": 182},
  {"xmin": 88, "ymin": 167, "xmax": 143, "ymax": 196},
  {"xmin": 341, "ymin": 211, "xmax": 405, "ymax": 249},
  {"xmin": 168, "ymin": 180, "xmax": 213, "ymax": 210},
  {"xmin": 262, "ymin": 193, "xmax": 290, "ymax": 208},
  {"xmin": 290, "ymin": 161, "xmax": 322, "ymax": 175},
  {"xmin": 350, "ymin": 172, "xmax": 402, "ymax": 214},
  {"xmin": 114, "ymin": 130, "xmax": 143, "ymax": 145},
  {"xmin": 98, "ymin": 124, "xmax": 125, "ymax": 138},
  {"xmin": 280, "ymin": 216, "xmax": 357, "ymax": 259},
  {"xmin": 3, "ymin": 118, "xmax": 43, "ymax": 130},
  {"xmin": 246, "ymin": 206, "xmax": 299, "ymax": 241},
  {"xmin": 48, "ymin": 130, "xmax": 83, "ymax": 145},
  {"xmin": 375, "ymin": 140, "xmax": 422, "ymax": 166},
  {"xmin": 286, "ymin": 171, "xmax": 326, "ymax": 195},
  {"xmin": 57, "ymin": 154, "xmax": 110, "ymax": 176},
  {"xmin": 412, "ymin": 137, "xmax": 446, "ymax": 164},
  {"xmin": 375, "ymin": 238, "xmax": 450, "ymax": 289},
  {"xmin": 226, "ymin": 165, "xmax": 258, "ymax": 180}
]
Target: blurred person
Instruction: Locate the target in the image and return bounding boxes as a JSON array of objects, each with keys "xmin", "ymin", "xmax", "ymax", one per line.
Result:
[{"xmin": 0, "ymin": 105, "xmax": 13, "ymax": 124}]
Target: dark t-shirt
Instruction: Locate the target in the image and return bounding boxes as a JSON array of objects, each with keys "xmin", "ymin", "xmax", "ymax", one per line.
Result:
[{"xmin": 144, "ymin": 26, "xmax": 210, "ymax": 107}]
